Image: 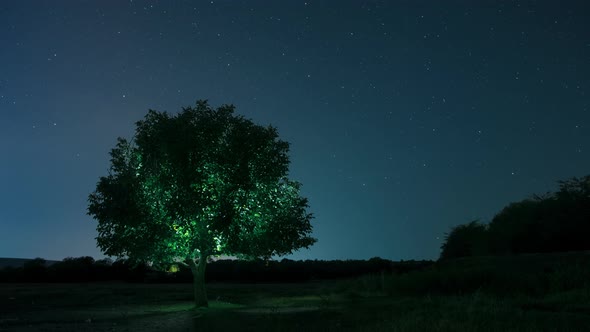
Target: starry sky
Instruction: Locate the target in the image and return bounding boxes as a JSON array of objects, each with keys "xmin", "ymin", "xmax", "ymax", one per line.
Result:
[{"xmin": 1, "ymin": 1, "xmax": 589, "ymax": 262}]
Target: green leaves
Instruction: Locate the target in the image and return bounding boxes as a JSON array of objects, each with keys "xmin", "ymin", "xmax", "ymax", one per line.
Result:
[
  {"xmin": 88, "ymin": 100, "xmax": 316, "ymax": 266},
  {"xmin": 221, "ymin": 179, "xmax": 316, "ymax": 258}
]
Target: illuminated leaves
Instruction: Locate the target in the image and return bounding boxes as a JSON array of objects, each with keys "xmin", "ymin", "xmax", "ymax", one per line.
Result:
[{"xmin": 88, "ymin": 100, "xmax": 315, "ymax": 266}]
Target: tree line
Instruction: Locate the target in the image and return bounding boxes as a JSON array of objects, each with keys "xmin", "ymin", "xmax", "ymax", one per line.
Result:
[
  {"xmin": 0, "ymin": 256, "xmax": 432, "ymax": 283},
  {"xmin": 440, "ymin": 175, "xmax": 590, "ymax": 259}
]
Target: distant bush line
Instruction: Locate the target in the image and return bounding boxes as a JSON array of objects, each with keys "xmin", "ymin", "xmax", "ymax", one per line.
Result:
[
  {"xmin": 441, "ymin": 174, "xmax": 590, "ymax": 259},
  {"xmin": 0, "ymin": 256, "xmax": 432, "ymax": 283},
  {"xmin": 349, "ymin": 251, "xmax": 590, "ymax": 298}
]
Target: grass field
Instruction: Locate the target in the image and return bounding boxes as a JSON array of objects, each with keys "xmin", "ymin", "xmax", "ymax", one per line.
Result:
[{"xmin": 2, "ymin": 253, "xmax": 590, "ymax": 331}]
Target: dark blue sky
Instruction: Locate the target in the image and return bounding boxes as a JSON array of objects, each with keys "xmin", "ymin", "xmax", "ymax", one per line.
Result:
[{"xmin": 1, "ymin": 1, "xmax": 589, "ymax": 261}]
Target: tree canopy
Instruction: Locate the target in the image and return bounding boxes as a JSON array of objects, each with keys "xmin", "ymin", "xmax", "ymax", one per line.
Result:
[
  {"xmin": 439, "ymin": 220, "xmax": 488, "ymax": 260},
  {"xmin": 439, "ymin": 174, "xmax": 590, "ymax": 259},
  {"xmin": 88, "ymin": 100, "xmax": 316, "ymax": 306}
]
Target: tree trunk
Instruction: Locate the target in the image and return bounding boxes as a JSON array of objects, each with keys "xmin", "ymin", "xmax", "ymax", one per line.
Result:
[{"xmin": 188, "ymin": 253, "xmax": 208, "ymax": 308}]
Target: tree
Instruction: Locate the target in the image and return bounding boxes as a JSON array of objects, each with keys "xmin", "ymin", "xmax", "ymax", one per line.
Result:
[
  {"xmin": 440, "ymin": 220, "xmax": 488, "ymax": 260},
  {"xmin": 88, "ymin": 100, "xmax": 316, "ymax": 307},
  {"xmin": 485, "ymin": 175, "xmax": 589, "ymax": 254},
  {"xmin": 548, "ymin": 175, "xmax": 590, "ymax": 251},
  {"xmin": 486, "ymin": 199, "xmax": 542, "ymax": 254},
  {"xmin": 556, "ymin": 175, "xmax": 590, "ymax": 202}
]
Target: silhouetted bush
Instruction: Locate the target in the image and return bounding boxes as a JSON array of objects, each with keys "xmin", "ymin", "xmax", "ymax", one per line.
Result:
[
  {"xmin": 345, "ymin": 252, "xmax": 590, "ymax": 298},
  {"xmin": 440, "ymin": 220, "xmax": 488, "ymax": 260},
  {"xmin": 440, "ymin": 174, "xmax": 590, "ymax": 259},
  {"xmin": 48, "ymin": 256, "xmax": 96, "ymax": 282},
  {"xmin": 22, "ymin": 258, "xmax": 47, "ymax": 282},
  {"xmin": 0, "ymin": 256, "xmax": 432, "ymax": 283}
]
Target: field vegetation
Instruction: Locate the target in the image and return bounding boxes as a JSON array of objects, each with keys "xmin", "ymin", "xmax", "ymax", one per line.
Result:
[{"xmin": 1, "ymin": 252, "xmax": 589, "ymax": 331}]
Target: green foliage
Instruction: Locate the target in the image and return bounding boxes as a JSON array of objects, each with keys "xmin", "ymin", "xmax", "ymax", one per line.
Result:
[{"xmin": 88, "ymin": 100, "xmax": 316, "ymax": 265}]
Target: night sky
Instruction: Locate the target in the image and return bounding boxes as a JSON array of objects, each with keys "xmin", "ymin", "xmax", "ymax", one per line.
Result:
[{"xmin": 1, "ymin": 1, "xmax": 589, "ymax": 261}]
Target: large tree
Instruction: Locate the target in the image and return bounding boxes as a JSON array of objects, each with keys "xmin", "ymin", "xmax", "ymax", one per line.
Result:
[{"xmin": 88, "ymin": 100, "xmax": 316, "ymax": 307}]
